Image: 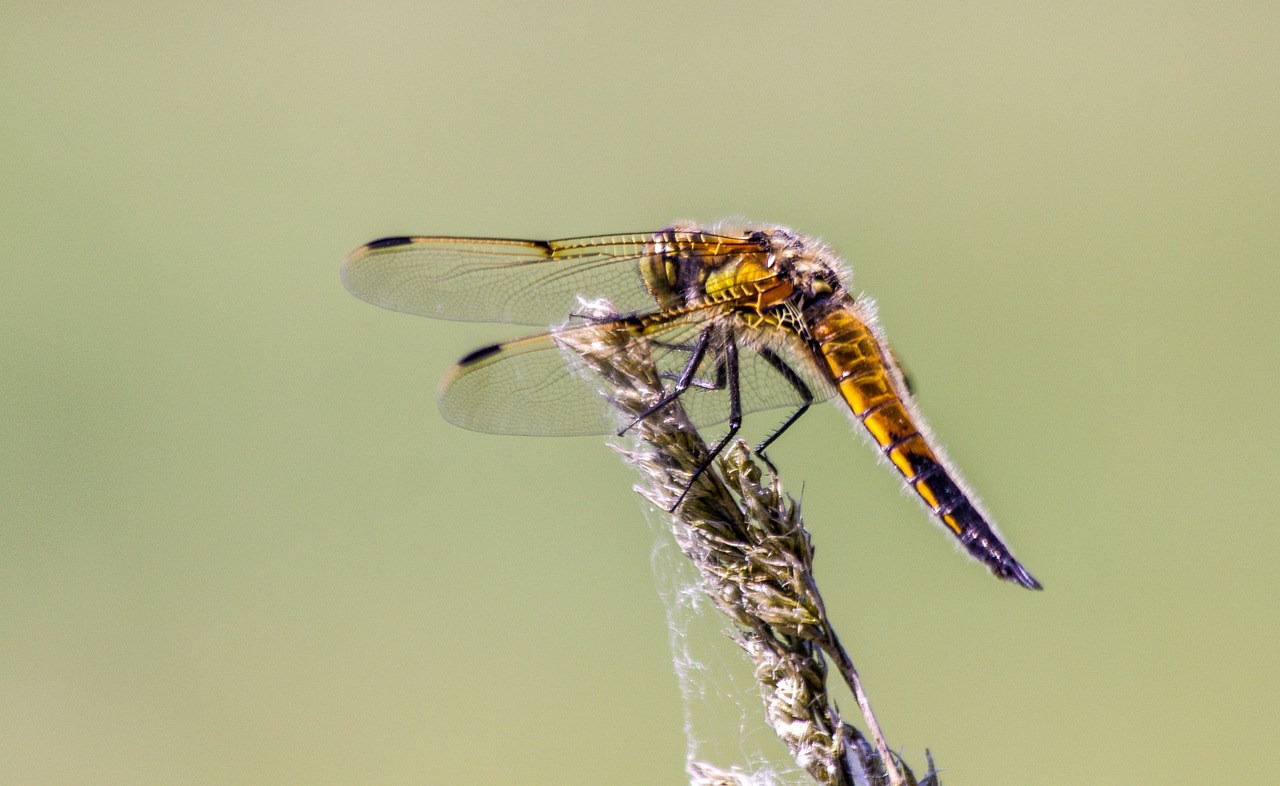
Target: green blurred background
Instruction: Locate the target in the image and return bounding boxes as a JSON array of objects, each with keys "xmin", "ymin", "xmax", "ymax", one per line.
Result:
[{"xmin": 3, "ymin": 3, "xmax": 1276, "ymax": 784}]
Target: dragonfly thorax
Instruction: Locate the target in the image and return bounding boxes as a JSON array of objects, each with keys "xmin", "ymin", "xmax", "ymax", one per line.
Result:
[{"xmin": 640, "ymin": 223, "xmax": 850, "ymax": 318}]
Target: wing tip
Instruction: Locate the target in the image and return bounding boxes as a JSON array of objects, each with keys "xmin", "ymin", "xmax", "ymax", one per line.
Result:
[
  {"xmin": 342, "ymin": 236, "xmax": 418, "ymax": 269},
  {"xmin": 457, "ymin": 343, "xmax": 502, "ymax": 365},
  {"xmin": 341, "ymin": 236, "xmax": 421, "ymax": 299},
  {"xmin": 364, "ymin": 235, "xmax": 418, "ymax": 250}
]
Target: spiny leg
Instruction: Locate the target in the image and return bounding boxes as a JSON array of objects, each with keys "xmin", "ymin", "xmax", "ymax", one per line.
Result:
[
  {"xmin": 648, "ymin": 337, "xmax": 701, "ymax": 352},
  {"xmin": 650, "ymin": 336, "xmax": 726, "ymax": 391},
  {"xmin": 619, "ymin": 325, "xmax": 713, "ymax": 435},
  {"xmin": 886, "ymin": 344, "xmax": 917, "ymax": 396},
  {"xmin": 752, "ymin": 347, "xmax": 815, "ymax": 473},
  {"xmin": 671, "ymin": 329, "xmax": 742, "ymax": 511},
  {"xmin": 660, "ymin": 354, "xmax": 726, "ymax": 391}
]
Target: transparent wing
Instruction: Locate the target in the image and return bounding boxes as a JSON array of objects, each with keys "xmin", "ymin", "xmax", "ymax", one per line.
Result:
[
  {"xmin": 341, "ymin": 232, "xmax": 768, "ymax": 326},
  {"xmin": 437, "ymin": 309, "xmax": 835, "ymax": 436}
]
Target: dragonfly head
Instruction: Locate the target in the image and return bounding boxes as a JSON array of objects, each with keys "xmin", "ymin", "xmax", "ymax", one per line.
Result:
[{"xmin": 752, "ymin": 226, "xmax": 849, "ymax": 305}]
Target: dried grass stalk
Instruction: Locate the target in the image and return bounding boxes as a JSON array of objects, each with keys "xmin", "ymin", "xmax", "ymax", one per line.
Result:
[{"xmin": 559, "ymin": 312, "xmax": 938, "ymax": 786}]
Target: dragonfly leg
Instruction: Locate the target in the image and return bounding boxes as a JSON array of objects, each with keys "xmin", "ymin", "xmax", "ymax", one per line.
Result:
[
  {"xmin": 671, "ymin": 332, "xmax": 742, "ymax": 511},
  {"xmin": 648, "ymin": 338, "xmax": 701, "ymax": 352},
  {"xmin": 660, "ymin": 374, "xmax": 720, "ymax": 391},
  {"xmin": 650, "ymin": 336, "xmax": 726, "ymax": 391},
  {"xmin": 659, "ymin": 352, "xmax": 727, "ymax": 391},
  {"xmin": 619, "ymin": 325, "xmax": 714, "ymax": 435},
  {"xmin": 752, "ymin": 347, "xmax": 815, "ymax": 472},
  {"xmin": 886, "ymin": 344, "xmax": 917, "ymax": 396}
]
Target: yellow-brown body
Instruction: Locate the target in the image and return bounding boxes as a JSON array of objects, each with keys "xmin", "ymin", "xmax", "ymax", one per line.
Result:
[{"xmin": 343, "ymin": 221, "xmax": 1039, "ymax": 589}]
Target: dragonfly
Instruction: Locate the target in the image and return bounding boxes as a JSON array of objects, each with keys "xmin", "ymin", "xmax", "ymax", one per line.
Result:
[{"xmin": 342, "ymin": 221, "xmax": 1040, "ymax": 590}]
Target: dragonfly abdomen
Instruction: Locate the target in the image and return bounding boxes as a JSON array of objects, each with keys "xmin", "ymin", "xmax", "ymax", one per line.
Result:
[{"xmin": 809, "ymin": 305, "xmax": 1041, "ymax": 589}]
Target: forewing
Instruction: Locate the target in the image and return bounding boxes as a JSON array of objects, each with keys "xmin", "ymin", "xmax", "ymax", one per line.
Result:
[{"xmin": 342, "ymin": 232, "xmax": 766, "ymax": 326}]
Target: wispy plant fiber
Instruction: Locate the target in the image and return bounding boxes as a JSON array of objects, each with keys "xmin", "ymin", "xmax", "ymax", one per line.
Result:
[{"xmin": 559, "ymin": 310, "xmax": 937, "ymax": 786}]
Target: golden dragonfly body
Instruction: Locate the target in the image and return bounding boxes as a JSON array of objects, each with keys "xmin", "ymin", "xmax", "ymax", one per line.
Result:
[{"xmin": 343, "ymin": 221, "xmax": 1039, "ymax": 589}]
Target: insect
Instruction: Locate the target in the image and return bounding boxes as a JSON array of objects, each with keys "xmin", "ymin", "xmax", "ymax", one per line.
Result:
[{"xmin": 342, "ymin": 220, "xmax": 1040, "ymax": 589}]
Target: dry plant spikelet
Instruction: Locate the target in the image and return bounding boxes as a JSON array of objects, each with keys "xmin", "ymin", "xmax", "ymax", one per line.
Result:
[{"xmin": 558, "ymin": 308, "xmax": 938, "ymax": 786}]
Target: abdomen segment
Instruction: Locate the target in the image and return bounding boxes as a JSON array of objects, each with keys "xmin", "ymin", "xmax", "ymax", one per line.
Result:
[{"xmin": 810, "ymin": 306, "xmax": 1041, "ymax": 590}]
